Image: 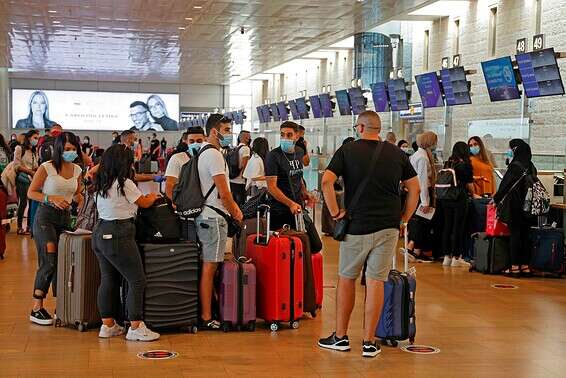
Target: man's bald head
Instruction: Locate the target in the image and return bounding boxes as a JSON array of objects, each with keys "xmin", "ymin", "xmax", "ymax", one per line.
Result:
[{"xmin": 356, "ymin": 111, "xmax": 381, "ymax": 134}]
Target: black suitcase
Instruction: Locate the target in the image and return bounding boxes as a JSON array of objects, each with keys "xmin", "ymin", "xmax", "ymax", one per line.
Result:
[
  {"xmin": 137, "ymin": 243, "xmax": 200, "ymax": 332},
  {"xmin": 529, "ymin": 227, "xmax": 565, "ymax": 276},
  {"xmin": 470, "ymin": 198, "xmax": 491, "ymax": 234},
  {"xmin": 472, "ymin": 233, "xmax": 510, "ymax": 274}
]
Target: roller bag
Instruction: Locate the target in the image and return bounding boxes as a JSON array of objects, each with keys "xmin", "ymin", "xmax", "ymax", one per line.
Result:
[
  {"xmin": 245, "ymin": 205, "xmax": 304, "ymax": 331},
  {"xmin": 55, "ymin": 232, "xmax": 101, "ymax": 331},
  {"xmin": 312, "ymin": 252, "xmax": 324, "ymax": 311},
  {"xmin": 218, "ymin": 256, "xmax": 257, "ymax": 332},
  {"xmin": 136, "ymin": 197, "xmax": 181, "ymax": 243},
  {"xmin": 471, "ymin": 233, "xmax": 510, "ymax": 274},
  {"xmin": 376, "ymin": 232, "xmax": 416, "ymax": 346},
  {"xmin": 137, "ymin": 243, "xmax": 200, "ymax": 333},
  {"xmin": 529, "ymin": 227, "xmax": 565, "ymax": 276},
  {"xmin": 232, "ymin": 217, "xmax": 267, "ymax": 258},
  {"xmin": 470, "ymin": 197, "xmax": 491, "ymax": 234}
]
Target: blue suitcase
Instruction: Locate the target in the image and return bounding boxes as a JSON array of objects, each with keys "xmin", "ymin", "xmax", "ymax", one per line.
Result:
[
  {"xmin": 376, "ymin": 232, "xmax": 416, "ymax": 346},
  {"xmin": 530, "ymin": 227, "xmax": 565, "ymax": 276}
]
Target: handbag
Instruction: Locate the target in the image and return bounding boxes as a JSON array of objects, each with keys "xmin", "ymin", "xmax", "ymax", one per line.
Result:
[
  {"xmin": 333, "ymin": 142, "xmax": 384, "ymax": 241},
  {"xmin": 496, "ymin": 170, "xmax": 527, "ymax": 224},
  {"xmin": 136, "ymin": 197, "xmax": 181, "ymax": 243},
  {"xmin": 241, "ymin": 187, "xmax": 269, "ymax": 219}
]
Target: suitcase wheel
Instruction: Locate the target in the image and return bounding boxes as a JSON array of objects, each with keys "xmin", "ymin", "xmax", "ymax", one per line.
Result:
[
  {"xmin": 247, "ymin": 321, "xmax": 255, "ymax": 332},
  {"xmin": 191, "ymin": 326, "xmax": 198, "ymax": 334},
  {"xmin": 222, "ymin": 323, "xmax": 231, "ymax": 333},
  {"xmin": 290, "ymin": 320, "xmax": 300, "ymax": 329},
  {"xmin": 54, "ymin": 318, "xmax": 62, "ymax": 328},
  {"xmin": 269, "ymin": 322, "xmax": 279, "ymax": 332},
  {"xmin": 310, "ymin": 311, "xmax": 317, "ymax": 318}
]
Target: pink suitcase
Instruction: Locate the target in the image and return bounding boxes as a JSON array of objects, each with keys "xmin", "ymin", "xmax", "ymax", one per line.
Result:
[{"xmin": 219, "ymin": 257, "xmax": 256, "ymax": 332}]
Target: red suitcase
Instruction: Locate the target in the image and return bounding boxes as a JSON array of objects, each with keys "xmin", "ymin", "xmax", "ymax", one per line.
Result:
[
  {"xmin": 219, "ymin": 256, "xmax": 256, "ymax": 332},
  {"xmin": 158, "ymin": 157, "xmax": 166, "ymax": 173},
  {"xmin": 245, "ymin": 205, "xmax": 304, "ymax": 331},
  {"xmin": 312, "ymin": 253, "xmax": 323, "ymax": 310}
]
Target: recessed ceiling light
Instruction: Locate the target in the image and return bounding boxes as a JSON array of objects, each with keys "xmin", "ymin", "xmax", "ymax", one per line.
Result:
[
  {"xmin": 48, "ymin": 10, "xmax": 57, "ymax": 13},
  {"xmin": 193, "ymin": 5, "xmax": 202, "ymax": 9}
]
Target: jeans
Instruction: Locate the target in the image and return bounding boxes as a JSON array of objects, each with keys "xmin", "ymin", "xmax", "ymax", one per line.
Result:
[
  {"xmin": 16, "ymin": 179, "xmax": 29, "ymax": 229},
  {"xmin": 92, "ymin": 220, "xmax": 146, "ymax": 321},
  {"xmin": 32, "ymin": 204, "xmax": 71, "ymax": 296},
  {"xmin": 441, "ymin": 199, "xmax": 469, "ymax": 257}
]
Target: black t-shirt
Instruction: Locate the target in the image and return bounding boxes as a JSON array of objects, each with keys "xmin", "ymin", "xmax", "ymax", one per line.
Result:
[
  {"xmin": 296, "ymin": 137, "xmax": 307, "ymax": 155},
  {"xmin": 265, "ymin": 147, "xmax": 305, "ymax": 213},
  {"xmin": 150, "ymin": 139, "xmax": 160, "ymax": 160},
  {"xmin": 326, "ymin": 139, "xmax": 417, "ymax": 235}
]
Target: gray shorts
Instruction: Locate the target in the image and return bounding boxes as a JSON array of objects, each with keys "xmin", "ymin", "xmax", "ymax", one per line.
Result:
[
  {"xmin": 339, "ymin": 228, "xmax": 399, "ymax": 282},
  {"xmin": 196, "ymin": 215, "xmax": 228, "ymax": 263}
]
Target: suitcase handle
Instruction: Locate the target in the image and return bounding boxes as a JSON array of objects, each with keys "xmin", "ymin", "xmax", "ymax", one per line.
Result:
[
  {"xmin": 295, "ymin": 212, "xmax": 306, "ymax": 233},
  {"xmin": 256, "ymin": 205, "xmax": 271, "ymax": 244},
  {"xmin": 68, "ymin": 264, "xmax": 74, "ymax": 292},
  {"xmin": 393, "ymin": 226, "xmax": 409, "ymax": 273}
]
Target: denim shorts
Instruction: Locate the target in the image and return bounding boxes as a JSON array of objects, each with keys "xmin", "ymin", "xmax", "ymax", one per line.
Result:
[
  {"xmin": 196, "ymin": 215, "xmax": 228, "ymax": 263},
  {"xmin": 339, "ymin": 228, "xmax": 399, "ymax": 282}
]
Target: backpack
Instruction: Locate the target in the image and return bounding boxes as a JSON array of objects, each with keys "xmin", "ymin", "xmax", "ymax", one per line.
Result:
[
  {"xmin": 435, "ymin": 167, "xmax": 460, "ymax": 201},
  {"xmin": 226, "ymin": 145, "xmax": 243, "ymax": 179},
  {"xmin": 39, "ymin": 136, "xmax": 56, "ymax": 164},
  {"xmin": 523, "ymin": 172, "xmax": 550, "ymax": 216},
  {"xmin": 173, "ymin": 144, "xmax": 216, "ymax": 219}
]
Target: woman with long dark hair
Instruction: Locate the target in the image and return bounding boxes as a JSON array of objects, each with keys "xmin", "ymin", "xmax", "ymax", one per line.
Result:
[
  {"xmin": 27, "ymin": 132, "xmax": 84, "ymax": 325},
  {"xmin": 92, "ymin": 144, "xmax": 161, "ymax": 341},
  {"xmin": 468, "ymin": 136, "xmax": 496, "ymax": 196},
  {"xmin": 243, "ymin": 137, "xmax": 270, "ymax": 196},
  {"xmin": 493, "ymin": 139, "xmax": 537, "ymax": 277},
  {"xmin": 439, "ymin": 141, "xmax": 477, "ymax": 268},
  {"xmin": 14, "ymin": 129, "xmax": 40, "ymax": 234},
  {"xmin": 15, "ymin": 91, "xmax": 57, "ymax": 129}
]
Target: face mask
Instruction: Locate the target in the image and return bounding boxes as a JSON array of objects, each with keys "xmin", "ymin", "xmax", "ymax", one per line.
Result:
[
  {"xmin": 470, "ymin": 146, "xmax": 481, "ymax": 156},
  {"xmin": 219, "ymin": 132, "xmax": 233, "ymax": 148},
  {"xmin": 187, "ymin": 143, "xmax": 202, "ymax": 156},
  {"xmin": 280, "ymin": 139, "xmax": 295, "ymax": 153},
  {"xmin": 31, "ymin": 139, "xmax": 38, "ymax": 147},
  {"xmin": 401, "ymin": 147, "xmax": 410, "ymax": 154},
  {"xmin": 62, "ymin": 151, "xmax": 78, "ymax": 162},
  {"xmin": 83, "ymin": 139, "xmax": 89, "ymax": 145},
  {"xmin": 505, "ymin": 149, "xmax": 514, "ymax": 162}
]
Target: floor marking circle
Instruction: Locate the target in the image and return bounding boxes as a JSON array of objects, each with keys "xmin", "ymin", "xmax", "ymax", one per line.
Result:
[
  {"xmin": 401, "ymin": 345, "xmax": 440, "ymax": 354},
  {"xmin": 137, "ymin": 350, "xmax": 179, "ymax": 360},
  {"xmin": 491, "ymin": 284, "xmax": 519, "ymax": 289}
]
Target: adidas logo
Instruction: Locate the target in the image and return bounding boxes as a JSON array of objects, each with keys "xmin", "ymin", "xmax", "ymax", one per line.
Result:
[{"xmin": 154, "ymin": 231, "xmax": 163, "ymax": 238}]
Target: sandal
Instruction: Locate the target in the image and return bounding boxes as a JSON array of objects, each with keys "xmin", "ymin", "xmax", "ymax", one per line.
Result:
[
  {"xmin": 521, "ymin": 265, "xmax": 533, "ymax": 277},
  {"xmin": 503, "ymin": 266, "xmax": 521, "ymax": 278},
  {"xmin": 200, "ymin": 319, "xmax": 220, "ymax": 330},
  {"xmin": 17, "ymin": 228, "xmax": 30, "ymax": 236}
]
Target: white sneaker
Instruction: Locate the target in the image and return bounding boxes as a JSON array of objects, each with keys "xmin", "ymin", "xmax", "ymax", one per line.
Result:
[
  {"xmin": 451, "ymin": 257, "xmax": 472, "ymax": 268},
  {"xmin": 442, "ymin": 255, "xmax": 452, "ymax": 266},
  {"xmin": 126, "ymin": 322, "xmax": 160, "ymax": 342},
  {"xmin": 99, "ymin": 323, "xmax": 125, "ymax": 338}
]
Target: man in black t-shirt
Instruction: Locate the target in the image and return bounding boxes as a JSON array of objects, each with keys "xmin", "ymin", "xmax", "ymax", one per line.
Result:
[
  {"xmin": 150, "ymin": 133, "xmax": 160, "ymax": 161},
  {"xmin": 265, "ymin": 121, "xmax": 314, "ymax": 230},
  {"xmin": 317, "ymin": 110, "xmax": 420, "ymax": 358},
  {"xmin": 295, "ymin": 125, "xmax": 310, "ymax": 167}
]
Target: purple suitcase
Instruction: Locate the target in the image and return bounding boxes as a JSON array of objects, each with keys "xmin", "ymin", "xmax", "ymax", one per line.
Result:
[{"xmin": 219, "ymin": 256, "xmax": 257, "ymax": 332}]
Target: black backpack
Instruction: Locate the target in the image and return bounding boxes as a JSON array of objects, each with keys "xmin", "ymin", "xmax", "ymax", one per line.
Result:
[
  {"xmin": 136, "ymin": 197, "xmax": 181, "ymax": 243},
  {"xmin": 435, "ymin": 167, "xmax": 460, "ymax": 201},
  {"xmin": 226, "ymin": 145, "xmax": 243, "ymax": 179},
  {"xmin": 39, "ymin": 136, "xmax": 56, "ymax": 164},
  {"xmin": 173, "ymin": 144, "xmax": 216, "ymax": 218}
]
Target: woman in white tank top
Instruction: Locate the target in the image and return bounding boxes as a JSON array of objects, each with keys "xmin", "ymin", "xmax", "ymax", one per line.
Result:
[{"xmin": 26, "ymin": 132, "xmax": 84, "ymax": 326}]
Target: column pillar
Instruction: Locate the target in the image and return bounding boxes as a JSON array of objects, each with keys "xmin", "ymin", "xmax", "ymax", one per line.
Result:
[{"xmin": 0, "ymin": 68, "xmax": 10, "ymax": 137}]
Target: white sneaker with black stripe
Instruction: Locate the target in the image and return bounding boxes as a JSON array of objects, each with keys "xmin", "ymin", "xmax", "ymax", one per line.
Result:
[
  {"xmin": 318, "ymin": 332, "xmax": 351, "ymax": 351},
  {"xmin": 362, "ymin": 340, "xmax": 382, "ymax": 358}
]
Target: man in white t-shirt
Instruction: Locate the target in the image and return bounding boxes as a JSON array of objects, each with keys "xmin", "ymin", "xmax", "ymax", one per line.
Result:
[
  {"xmin": 228, "ymin": 130, "xmax": 251, "ymax": 207},
  {"xmin": 164, "ymin": 127, "xmax": 205, "ymax": 200},
  {"xmin": 197, "ymin": 114, "xmax": 243, "ymax": 330}
]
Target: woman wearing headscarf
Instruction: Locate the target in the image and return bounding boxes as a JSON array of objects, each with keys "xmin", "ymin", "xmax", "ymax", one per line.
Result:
[{"xmin": 493, "ymin": 139, "xmax": 537, "ymax": 277}]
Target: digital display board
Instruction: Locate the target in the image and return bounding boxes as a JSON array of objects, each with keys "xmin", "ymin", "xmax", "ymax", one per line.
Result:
[
  {"xmin": 370, "ymin": 82, "xmax": 389, "ymax": 112},
  {"xmin": 481, "ymin": 56, "xmax": 521, "ymax": 102},
  {"xmin": 295, "ymin": 97, "xmax": 310, "ymax": 119},
  {"xmin": 386, "ymin": 79, "xmax": 409, "ymax": 111},
  {"xmin": 309, "ymin": 95, "xmax": 323, "ymax": 118},
  {"xmin": 440, "ymin": 67, "xmax": 472, "ymax": 106},
  {"xmin": 319, "ymin": 93, "xmax": 334, "ymax": 118},
  {"xmin": 288, "ymin": 100, "xmax": 300, "ymax": 120},
  {"xmin": 270, "ymin": 103, "xmax": 281, "ymax": 122},
  {"xmin": 335, "ymin": 89, "xmax": 352, "ymax": 115},
  {"xmin": 516, "ymin": 48, "xmax": 565, "ymax": 98},
  {"xmin": 277, "ymin": 102, "xmax": 289, "ymax": 121},
  {"xmin": 348, "ymin": 87, "xmax": 367, "ymax": 115},
  {"xmin": 415, "ymin": 72, "xmax": 445, "ymax": 108}
]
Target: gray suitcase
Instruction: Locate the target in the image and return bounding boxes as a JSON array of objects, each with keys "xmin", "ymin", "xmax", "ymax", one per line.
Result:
[{"xmin": 55, "ymin": 232, "xmax": 101, "ymax": 331}]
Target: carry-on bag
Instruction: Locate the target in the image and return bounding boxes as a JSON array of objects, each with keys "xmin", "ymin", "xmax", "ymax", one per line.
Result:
[
  {"xmin": 311, "ymin": 252, "xmax": 324, "ymax": 311},
  {"xmin": 529, "ymin": 227, "xmax": 565, "ymax": 276},
  {"xmin": 471, "ymin": 233, "xmax": 510, "ymax": 274},
  {"xmin": 218, "ymin": 256, "xmax": 257, "ymax": 332},
  {"xmin": 137, "ymin": 243, "xmax": 200, "ymax": 333},
  {"xmin": 136, "ymin": 197, "xmax": 181, "ymax": 243},
  {"xmin": 376, "ymin": 231, "xmax": 416, "ymax": 346},
  {"xmin": 245, "ymin": 205, "xmax": 304, "ymax": 331},
  {"xmin": 486, "ymin": 203, "xmax": 510, "ymax": 237},
  {"xmin": 470, "ymin": 197, "xmax": 491, "ymax": 234},
  {"xmin": 232, "ymin": 217, "xmax": 267, "ymax": 257},
  {"xmin": 55, "ymin": 232, "xmax": 101, "ymax": 331}
]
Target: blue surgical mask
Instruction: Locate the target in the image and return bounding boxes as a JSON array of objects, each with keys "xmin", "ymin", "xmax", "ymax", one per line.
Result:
[
  {"xmin": 219, "ymin": 132, "xmax": 233, "ymax": 148},
  {"xmin": 31, "ymin": 139, "xmax": 38, "ymax": 147},
  {"xmin": 470, "ymin": 146, "xmax": 481, "ymax": 156},
  {"xmin": 62, "ymin": 151, "xmax": 78, "ymax": 162},
  {"xmin": 280, "ymin": 139, "xmax": 295, "ymax": 153},
  {"xmin": 505, "ymin": 149, "xmax": 514, "ymax": 160},
  {"xmin": 187, "ymin": 142, "xmax": 202, "ymax": 156}
]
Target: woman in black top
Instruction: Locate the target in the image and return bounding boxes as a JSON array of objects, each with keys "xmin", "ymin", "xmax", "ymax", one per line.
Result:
[
  {"xmin": 493, "ymin": 139, "xmax": 537, "ymax": 277},
  {"xmin": 440, "ymin": 142, "xmax": 477, "ymax": 268}
]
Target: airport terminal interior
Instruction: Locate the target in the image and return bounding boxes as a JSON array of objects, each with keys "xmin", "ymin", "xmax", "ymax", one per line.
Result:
[{"xmin": 1, "ymin": 0, "xmax": 566, "ymax": 376}]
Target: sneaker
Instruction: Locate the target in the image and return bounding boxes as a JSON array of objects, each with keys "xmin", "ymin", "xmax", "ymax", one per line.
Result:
[
  {"xmin": 451, "ymin": 257, "xmax": 472, "ymax": 268},
  {"xmin": 30, "ymin": 308, "xmax": 54, "ymax": 326},
  {"xmin": 442, "ymin": 255, "xmax": 452, "ymax": 266},
  {"xmin": 126, "ymin": 322, "xmax": 160, "ymax": 342},
  {"xmin": 400, "ymin": 248, "xmax": 417, "ymax": 263},
  {"xmin": 99, "ymin": 323, "xmax": 125, "ymax": 338},
  {"xmin": 318, "ymin": 332, "xmax": 351, "ymax": 351},
  {"xmin": 362, "ymin": 340, "xmax": 382, "ymax": 358},
  {"xmin": 200, "ymin": 319, "xmax": 221, "ymax": 330}
]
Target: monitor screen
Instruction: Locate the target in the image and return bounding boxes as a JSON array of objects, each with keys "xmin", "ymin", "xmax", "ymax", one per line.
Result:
[
  {"xmin": 516, "ymin": 48, "xmax": 565, "ymax": 98},
  {"xmin": 481, "ymin": 56, "xmax": 521, "ymax": 102},
  {"xmin": 415, "ymin": 72, "xmax": 444, "ymax": 108},
  {"xmin": 256, "ymin": 106, "xmax": 264, "ymax": 123},
  {"xmin": 335, "ymin": 89, "xmax": 352, "ymax": 115},
  {"xmin": 309, "ymin": 95, "xmax": 323, "ymax": 118},
  {"xmin": 370, "ymin": 83, "xmax": 389, "ymax": 112},
  {"xmin": 319, "ymin": 93, "xmax": 334, "ymax": 118},
  {"xmin": 277, "ymin": 101, "xmax": 289, "ymax": 121},
  {"xmin": 270, "ymin": 103, "xmax": 281, "ymax": 122},
  {"xmin": 348, "ymin": 87, "xmax": 367, "ymax": 115},
  {"xmin": 261, "ymin": 105, "xmax": 271, "ymax": 123},
  {"xmin": 295, "ymin": 97, "xmax": 310, "ymax": 119},
  {"xmin": 288, "ymin": 100, "xmax": 300, "ymax": 120},
  {"xmin": 387, "ymin": 79, "xmax": 409, "ymax": 111},
  {"xmin": 440, "ymin": 67, "xmax": 472, "ymax": 106}
]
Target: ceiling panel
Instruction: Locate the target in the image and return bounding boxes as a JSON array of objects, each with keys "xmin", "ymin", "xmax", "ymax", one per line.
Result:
[{"xmin": 0, "ymin": 0, "xmax": 433, "ymax": 84}]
